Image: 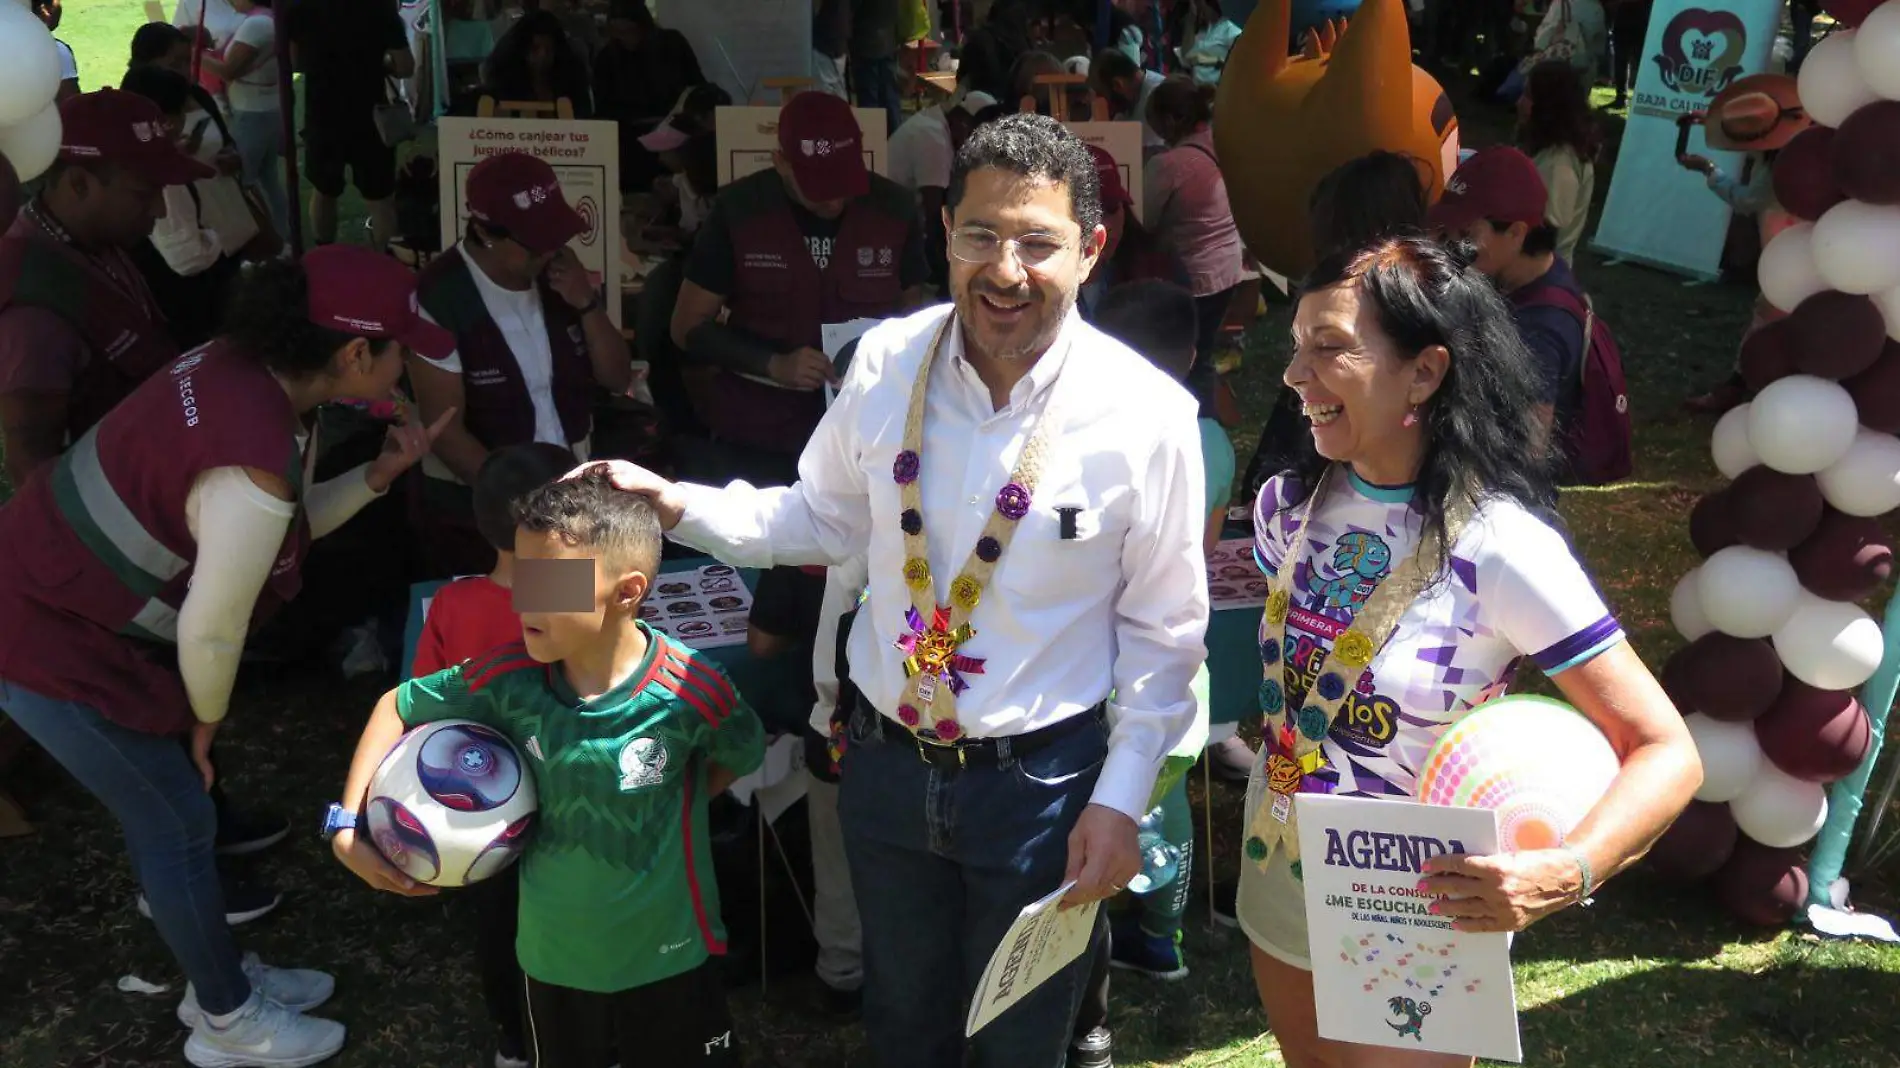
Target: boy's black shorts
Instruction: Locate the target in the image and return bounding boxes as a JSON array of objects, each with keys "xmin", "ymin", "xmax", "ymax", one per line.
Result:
[
  {"xmin": 523, "ymin": 961, "xmax": 738, "ymax": 1068},
  {"xmin": 304, "ymin": 119, "xmax": 398, "ymax": 201}
]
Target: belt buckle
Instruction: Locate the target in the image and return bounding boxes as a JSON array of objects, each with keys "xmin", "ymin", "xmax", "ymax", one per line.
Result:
[{"xmin": 914, "ymin": 730, "xmax": 968, "ymax": 770}]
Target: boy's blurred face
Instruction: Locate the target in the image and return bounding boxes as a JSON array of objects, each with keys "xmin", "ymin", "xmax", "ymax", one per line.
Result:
[{"xmin": 512, "ymin": 529, "xmax": 651, "ymax": 663}]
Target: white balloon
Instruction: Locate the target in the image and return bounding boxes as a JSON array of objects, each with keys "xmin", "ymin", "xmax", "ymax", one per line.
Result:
[
  {"xmin": 1746, "ymin": 375, "xmax": 1860, "ymax": 475},
  {"xmin": 0, "ymin": 3, "xmax": 59, "ymax": 129},
  {"xmin": 1698, "ymin": 546, "xmax": 1802, "ymax": 638},
  {"xmin": 1730, "ymin": 762, "xmax": 1829, "ymax": 848},
  {"xmin": 1684, "ymin": 713, "xmax": 1764, "ymax": 804},
  {"xmin": 1800, "ymin": 29, "xmax": 1882, "ymax": 127},
  {"xmin": 1711, "ymin": 403, "xmax": 1759, "ymax": 479},
  {"xmin": 1812, "ymin": 200, "xmax": 1900, "ymax": 296},
  {"xmin": 1874, "ymin": 284, "xmax": 1900, "ymax": 343},
  {"xmin": 1817, "ymin": 428, "xmax": 1900, "ymax": 517},
  {"xmin": 1670, "ymin": 569, "xmax": 1714, "ymax": 642},
  {"xmin": 1756, "ymin": 223, "xmax": 1827, "ymax": 314},
  {"xmin": 1773, "ymin": 592, "xmax": 1885, "ymax": 690},
  {"xmin": 0, "ymin": 99, "xmax": 61, "ymax": 183},
  {"xmin": 1855, "ymin": 1, "xmax": 1900, "ymax": 100}
]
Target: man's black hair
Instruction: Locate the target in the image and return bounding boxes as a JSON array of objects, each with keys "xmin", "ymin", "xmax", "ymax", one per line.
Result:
[{"xmin": 947, "ymin": 112, "xmax": 1102, "ymax": 234}]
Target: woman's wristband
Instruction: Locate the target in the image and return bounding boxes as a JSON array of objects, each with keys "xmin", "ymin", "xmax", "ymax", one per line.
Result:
[{"xmin": 1562, "ymin": 845, "xmax": 1596, "ymax": 906}]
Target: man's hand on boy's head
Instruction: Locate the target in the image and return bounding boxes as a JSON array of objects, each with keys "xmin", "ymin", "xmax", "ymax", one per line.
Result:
[
  {"xmin": 332, "ymin": 829, "xmax": 439, "ymax": 898},
  {"xmin": 564, "ymin": 461, "xmax": 685, "ymax": 530}
]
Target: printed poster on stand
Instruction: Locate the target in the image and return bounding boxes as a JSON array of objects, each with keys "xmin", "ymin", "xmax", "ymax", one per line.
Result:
[
  {"xmin": 1064, "ymin": 121, "xmax": 1145, "ymax": 222},
  {"xmin": 437, "ymin": 116, "xmax": 624, "ymax": 328}
]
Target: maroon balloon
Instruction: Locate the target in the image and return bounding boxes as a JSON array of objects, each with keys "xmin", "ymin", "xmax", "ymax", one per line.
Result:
[
  {"xmin": 0, "ymin": 153, "xmax": 18, "ymax": 234},
  {"xmin": 1648, "ymin": 801, "xmax": 1740, "ymax": 883},
  {"xmin": 1661, "ymin": 633, "xmax": 1783, "ymax": 722},
  {"xmin": 1846, "ymin": 340, "xmax": 1900, "ymax": 433},
  {"xmin": 1715, "ymin": 838, "xmax": 1809, "ymax": 927},
  {"xmin": 1789, "ymin": 291, "xmax": 1887, "ymax": 380},
  {"xmin": 1689, "ymin": 489, "xmax": 1739, "ymax": 558},
  {"xmin": 1821, "ymin": 0, "xmax": 1885, "ymax": 26},
  {"xmin": 1790, "ymin": 507, "xmax": 1894, "ymax": 600},
  {"xmin": 1727, "ymin": 465, "xmax": 1824, "ymax": 550},
  {"xmin": 1773, "ymin": 126, "xmax": 1846, "ymax": 221},
  {"xmin": 1756, "ymin": 679, "xmax": 1872, "ymax": 783},
  {"xmin": 1739, "ymin": 319, "xmax": 1798, "ymax": 393},
  {"xmin": 1833, "ymin": 100, "xmax": 1900, "ymax": 206}
]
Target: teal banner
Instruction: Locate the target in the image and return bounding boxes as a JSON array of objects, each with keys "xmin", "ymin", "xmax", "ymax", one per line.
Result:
[{"xmin": 1591, "ymin": 0, "xmax": 1785, "ymax": 279}]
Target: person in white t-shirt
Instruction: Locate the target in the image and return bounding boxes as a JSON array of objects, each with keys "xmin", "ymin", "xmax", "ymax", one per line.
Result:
[
  {"xmin": 200, "ymin": 0, "xmax": 288, "ymax": 237},
  {"xmin": 887, "ymin": 73, "xmax": 998, "ymax": 289},
  {"xmin": 33, "ymin": 1, "xmax": 80, "ymax": 100},
  {"xmin": 1238, "ymin": 234, "xmax": 1700, "ymax": 1068}
]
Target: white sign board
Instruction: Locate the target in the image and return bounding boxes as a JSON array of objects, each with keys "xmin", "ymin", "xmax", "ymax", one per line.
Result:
[
  {"xmin": 714, "ymin": 106, "xmax": 890, "ymax": 188},
  {"xmin": 659, "ymin": 0, "xmax": 813, "ymax": 106},
  {"xmin": 1296, "ymin": 794, "xmax": 1521, "ymax": 1062},
  {"xmin": 437, "ymin": 116, "xmax": 624, "ymax": 328},
  {"xmin": 1064, "ymin": 121, "xmax": 1145, "ymax": 223}
]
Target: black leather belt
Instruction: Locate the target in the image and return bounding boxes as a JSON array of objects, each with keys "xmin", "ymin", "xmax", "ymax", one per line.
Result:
[{"xmin": 861, "ymin": 696, "xmax": 1105, "ymax": 773}]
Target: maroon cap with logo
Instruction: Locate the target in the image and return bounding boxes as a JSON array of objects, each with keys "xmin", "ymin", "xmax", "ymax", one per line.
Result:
[
  {"xmin": 1085, "ymin": 143, "xmax": 1132, "ymax": 213},
  {"xmin": 1427, "ymin": 146, "xmax": 1550, "ymax": 234},
  {"xmin": 302, "ymin": 245, "xmax": 455, "ymax": 361},
  {"xmin": 776, "ymin": 91, "xmax": 869, "ymax": 202},
  {"xmin": 466, "ymin": 151, "xmax": 588, "ymax": 255},
  {"xmin": 58, "ymin": 89, "xmax": 215, "ymax": 186}
]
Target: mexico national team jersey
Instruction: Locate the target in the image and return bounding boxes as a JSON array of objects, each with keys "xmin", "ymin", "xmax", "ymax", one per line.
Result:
[
  {"xmin": 397, "ymin": 623, "xmax": 766, "ymax": 993},
  {"xmin": 1253, "ymin": 469, "xmax": 1622, "ymax": 800}
]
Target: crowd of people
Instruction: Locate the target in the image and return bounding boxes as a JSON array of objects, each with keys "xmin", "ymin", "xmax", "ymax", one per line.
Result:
[{"xmin": 0, "ymin": 2, "xmax": 1714, "ymax": 1068}]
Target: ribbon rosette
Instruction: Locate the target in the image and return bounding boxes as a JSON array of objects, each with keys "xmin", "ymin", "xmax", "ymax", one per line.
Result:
[
  {"xmin": 904, "ymin": 557, "xmax": 933, "ymax": 590},
  {"xmin": 1333, "ymin": 629, "xmax": 1375, "ymax": 668},
  {"xmin": 1266, "ymin": 589, "xmax": 1290, "ymax": 626},
  {"xmin": 895, "ymin": 606, "xmax": 986, "ymax": 696},
  {"xmin": 995, "ymin": 482, "xmax": 1032, "ymax": 521},
  {"xmin": 893, "ymin": 450, "xmax": 921, "ymax": 485}
]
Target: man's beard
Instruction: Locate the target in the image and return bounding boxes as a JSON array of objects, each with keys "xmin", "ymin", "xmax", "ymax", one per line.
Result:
[{"xmin": 956, "ymin": 280, "xmax": 1076, "ymax": 362}]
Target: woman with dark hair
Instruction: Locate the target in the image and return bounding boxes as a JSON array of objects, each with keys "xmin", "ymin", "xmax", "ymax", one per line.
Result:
[
  {"xmin": 119, "ymin": 65, "xmax": 257, "ymax": 349},
  {"xmin": 593, "ymin": 0, "xmax": 704, "ymax": 191},
  {"xmin": 0, "ymin": 246, "xmax": 453, "ymax": 1068},
  {"xmin": 1237, "ymin": 235, "xmax": 1700, "ymax": 1068},
  {"xmin": 130, "ymin": 20, "xmax": 195, "ymax": 76},
  {"xmin": 1517, "ymin": 59, "xmax": 1601, "ymax": 263},
  {"xmin": 1238, "ymin": 150, "xmax": 1432, "ymax": 514},
  {"xmin": 483, "ymin": 8, "xmax": 593, "ymax": 116},
  {"xmin": 1143, "ymin": 75, "xmax": 1245, "ymax": 364}
]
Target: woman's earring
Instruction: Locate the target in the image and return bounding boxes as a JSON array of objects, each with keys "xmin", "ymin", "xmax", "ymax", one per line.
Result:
[{"xmin": 1402, "ymin": 406, "xmax": 1420, "ymax": 429}]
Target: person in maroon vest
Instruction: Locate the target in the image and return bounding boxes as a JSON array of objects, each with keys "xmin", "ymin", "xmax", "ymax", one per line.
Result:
[
  {"xmin": 0, "ymin": 89, "xmax": 213, "ymax": 489},
  {"xmin": 0, "ymin": 245, "xmax": 453, "ymax": 1068},
  {"xmin": 411, "ymin": 150, "xmax": 633, "ymax": 578}
]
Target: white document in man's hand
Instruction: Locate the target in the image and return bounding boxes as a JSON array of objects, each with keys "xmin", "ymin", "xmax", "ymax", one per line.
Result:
[{"xmin": 965, "ymin": 880, "xmax": 1099, "ymax": 1037}]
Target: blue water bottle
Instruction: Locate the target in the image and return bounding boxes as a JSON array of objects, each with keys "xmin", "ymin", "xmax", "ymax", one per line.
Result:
[{"xmin": 1125, "ymin": 806, "xmax": 1181, "ymax": 895}]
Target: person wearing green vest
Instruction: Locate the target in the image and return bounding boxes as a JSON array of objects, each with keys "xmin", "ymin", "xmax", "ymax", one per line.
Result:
[{"xmin": 331, "ymin": 468, "xmax": 765, "ymax": 1068}]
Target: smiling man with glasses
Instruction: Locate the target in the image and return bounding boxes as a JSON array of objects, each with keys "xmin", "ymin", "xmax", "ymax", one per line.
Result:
[{"xmin": 580, "ymin": 112, "xmax": 1209, "ymax": 1068}]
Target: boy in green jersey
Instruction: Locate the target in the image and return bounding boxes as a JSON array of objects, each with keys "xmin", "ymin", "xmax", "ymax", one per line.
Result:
[{"xmin": 332, "ymin": 468, "xmax": 765, "ymax": 1067}]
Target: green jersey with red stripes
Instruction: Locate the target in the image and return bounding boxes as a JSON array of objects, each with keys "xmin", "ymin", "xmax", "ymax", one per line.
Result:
[{"xmin": 397, "ymin": 622, "xmax": 765, "ymax": 993}]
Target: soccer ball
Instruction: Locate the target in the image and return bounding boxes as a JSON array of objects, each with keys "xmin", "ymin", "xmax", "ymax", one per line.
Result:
[{"xmin": 365, "ymin": 720, "xmax": 538, "ymax": 887}]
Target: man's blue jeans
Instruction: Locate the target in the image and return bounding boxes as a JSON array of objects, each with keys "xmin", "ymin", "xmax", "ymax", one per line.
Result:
[
  {"xmin": 1, "ymin": 679, "xmax": 252, "ymax": 1014},
  {"xmin": 850, "ymin": 55, "xmax": 904, "ymax": 134},
  {"xmin": 839, "ymin": 703, "xmax": 1109, "ymax": 1068}
]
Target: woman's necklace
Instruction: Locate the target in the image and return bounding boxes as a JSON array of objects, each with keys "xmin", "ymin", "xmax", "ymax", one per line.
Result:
[
  {"xmin": 888, "ymin": 314, "xmax": 1067, "ymax": 741},
  {"xmin": 1244, "ymin": 467, "xmax": 1475, "ymax": 878}
]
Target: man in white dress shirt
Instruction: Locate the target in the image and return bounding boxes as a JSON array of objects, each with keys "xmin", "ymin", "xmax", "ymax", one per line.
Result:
[{"xmin": 587, "ymin": 113, "xmax": 1208, "ymax": 1068}]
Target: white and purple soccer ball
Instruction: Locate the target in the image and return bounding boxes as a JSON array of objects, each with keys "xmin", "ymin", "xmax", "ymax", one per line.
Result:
[{"xmin": 365, "ymin": 720, "xmax": 538, "ymax": 887}]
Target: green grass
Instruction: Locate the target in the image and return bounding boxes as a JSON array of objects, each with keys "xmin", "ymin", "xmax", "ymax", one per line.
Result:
[{"xmin": 5, "ymin": 24, "xmax": 1900, "ymax": 1068}]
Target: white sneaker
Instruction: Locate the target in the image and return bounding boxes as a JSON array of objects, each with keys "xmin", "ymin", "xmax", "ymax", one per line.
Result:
[
  {"xmin": 178, "ymin": 953, "xmax": 336, "ymax": 1028},
  {"xmin": 183, "ymin": 993, "xmax": 345, "ymax": 1068}
]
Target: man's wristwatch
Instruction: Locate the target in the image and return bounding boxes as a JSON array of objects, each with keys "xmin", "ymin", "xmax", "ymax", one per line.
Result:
[
  {"xmin": 576, "ymin": 293, "xmax": 603, "ymax": 315},
  {"xmin": 321, "ymin": 803, "xmax": 358, "ymax": 841}
]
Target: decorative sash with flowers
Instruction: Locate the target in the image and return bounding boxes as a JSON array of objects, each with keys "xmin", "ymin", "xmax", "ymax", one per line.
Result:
[
  {"xmin": 888, "ymin": 315, "xmax": 1065, "ymax": 740},
  {"xmin": 1243, "ymin": 466, "xmax": 1475, "ymax": 876}
]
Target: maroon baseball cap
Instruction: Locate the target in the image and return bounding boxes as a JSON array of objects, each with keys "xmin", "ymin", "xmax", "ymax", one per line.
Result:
[
  {"xmin": 776, "ymin": 91, "xmax": 868, "ymax": 202},
  {"xmin": 58, "ymin": 89, "xmax": 215, "ymax": 186},
  {"xmin": 1086, "ymin": 143, "xmax": 1132, "ymax": 213},
  {"xmin": 466, "ymin": 151, "xmax": 588, "ymax": 255},
  {"xmin": 303, "ymin": 245, "xmax": 455, "ymax": 361},
  {"xmin": 1427, "ymin": 146, "xmax": 1550, "ymax": 234}
]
